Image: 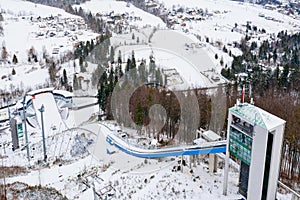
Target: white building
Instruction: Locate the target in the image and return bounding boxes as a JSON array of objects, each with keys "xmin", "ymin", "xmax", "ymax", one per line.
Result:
[{"xmin": 224, "ymin": 102, "xmax": 285, "ymax": 200}]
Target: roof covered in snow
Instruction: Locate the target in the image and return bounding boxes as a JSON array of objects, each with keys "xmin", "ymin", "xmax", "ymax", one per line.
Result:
[{"xmin": 230, "ymin": 103, "xmax": 286, "ymax": 130}]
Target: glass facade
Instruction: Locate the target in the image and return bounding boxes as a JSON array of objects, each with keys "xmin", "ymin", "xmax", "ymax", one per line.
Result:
[{"xmin": 229, "ymin": 126, "xmax": 253, "ymax": 165}]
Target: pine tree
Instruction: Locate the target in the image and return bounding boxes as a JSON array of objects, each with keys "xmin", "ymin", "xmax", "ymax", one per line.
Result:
[
  {"xmin": 215, "ymin": 53, "xmax": 218, "ymax": 60},
  {"xmin": 48, "ymin": 62, "xmax": 57, "ymax": 83},
  {"xmin": 63, "ymin": 69, "xmax": 68, "ymax": 85},
  {"xmin": 135, "ymin": 101, "xmax": 144, "ymax": 127},
  {"xmin": 12, "ymin": 54, "xmax": 18, "ymax": 64},
  {"xmin": 139, "ymin": 59, "xmax": 147, "ymax": 83},
  {"xmin": 0, "ymin": 24, "xmax": 3, "ymax": 36},
  {"xmin": 90, "ymin": 39, "xmax": 94, "ymax": 50},
  {"xmin": 79, "ymin": 56, "xmax": 84, "ymax": 67},
  {"xmin": 155, "ymin": 69, "xmax": 163, "ymax": 85},
  {"xmin": 108, "ymin": 66, "xmax": 114, "ymax": 92},
  {"xmin": 98, "ymin": 82, "xmax": 107, "ymax": 112},
  {"xmin": 73, "ymin": 75, "xmax": 79, "ymax": 90},
  {"xmin": 33, "ymin": 55, "xmax": 38, "ymax": 62},
  {"xmin": 223, "ymin": 46, "xmax": 228, "ymax": 53},
  {"xmin": 119, "ymin": 64, "xmax": 124, "ymax": 78},
  {"xmin": 126, "ymin": 58, "xmax": 131, "ymax": 72},
  {"xmin": 273, "ymin": 49, "xmax": 277, "ymax": 63},
  {"xmin": 118, "ymin": 50, "xmax": 122, "ymax": 64},
  {"xmin": 280, "ymin": 64, "xmax": 290, "ymax": 88},
  {"xmin": 12, "ymin": 68, "xmax": 16, "ymax": 75},
  {"xmin": 220, "ymin": 57, "xmax": 224, "ymax": 66},
  {"xmin": 110, "ymin": 46, "xmax": 114, "ymax": 64},
  {"xmin": 131, "ymin": 50, "xmax": 136, "ymax": 69}
]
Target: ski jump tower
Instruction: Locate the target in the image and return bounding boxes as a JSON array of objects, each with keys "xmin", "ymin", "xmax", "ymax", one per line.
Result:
[{"xmin": 223, "ymin": 101, "xmax": 285, "ymax": 200}]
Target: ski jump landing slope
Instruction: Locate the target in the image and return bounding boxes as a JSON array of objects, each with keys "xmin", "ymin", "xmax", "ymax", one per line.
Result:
[
  {"xmin": 106, "ymin": 132, "xmax": 226, "ymax": 159},
  {"xmin": 32, "ymin": 92, "xmax": 64, "ymax": 136}
]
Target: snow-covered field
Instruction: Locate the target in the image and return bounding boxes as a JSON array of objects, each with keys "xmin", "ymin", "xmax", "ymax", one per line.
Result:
[
  {"xmin": 0, "ymin": 0, "xmax": 98, "ymax": 92},
  {"xmin": 160, "ymin": 0, "xmax": 300, "ymax": 42},
  {"xmin": 74, "ymin": 0, "xmax": 166, "ymax": 28},
  {"xmin": 114, "ymin": 29, "xmax": 227, "ymax": 89}
]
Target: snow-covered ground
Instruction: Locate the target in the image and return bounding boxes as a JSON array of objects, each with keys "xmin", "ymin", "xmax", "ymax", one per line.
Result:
[
  {"xmin": 160, "ymin": 0, "xmax": 300, "ymax": 42},
  {"xmin": 114, "ymin": 29, "xmax": 227, "ymax": 89},
  {"xmin": 74, "ymin": 0, "xmax": 166, "ymax": 28},
  {"xmin": 2, "ymin": 117, "xmax": 293, "ymax": 199},
  {"xmin": 0, "ymin": 0, "xmax": 99, "ymax": 92},
  {"xmin": 3, "ymin": 119, "xmax": 243, "ymax": 200}
]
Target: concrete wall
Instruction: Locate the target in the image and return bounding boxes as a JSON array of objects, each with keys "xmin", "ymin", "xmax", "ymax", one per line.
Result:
[
  {"xmin": 247, "ymin": 125, "xmax": 268, "ymax": 200},
  {"xmin": 267, "ymin": 124, "xmax": 285, "ymax": 200}
]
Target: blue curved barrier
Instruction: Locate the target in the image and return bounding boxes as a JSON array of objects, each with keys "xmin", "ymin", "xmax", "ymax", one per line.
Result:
[{"xmin": 106, "ymin": 135, "xmax": 226, "ymax": 159}]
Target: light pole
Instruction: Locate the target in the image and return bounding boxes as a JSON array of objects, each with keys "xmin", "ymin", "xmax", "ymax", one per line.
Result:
[
  {"xmin": 38, "ymin": 104, "xmax": 47, "ymax": 162},
  {"xmin": 22, "ymin": 95, "xmax": 30, "ymax": 163},
  {"xmin": 7, "ymin": 96, "xmax": 14, "ymax": 151}
]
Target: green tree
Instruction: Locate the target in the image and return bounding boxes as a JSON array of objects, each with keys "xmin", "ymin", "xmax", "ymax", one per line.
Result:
[
  {"xmin": 73, "ymin": 74, "xmax": 79, "ymax": 90},
  {"xmin": 126, "ymin": 58, "xmax": 131, "ymax": 72},
  {"xmin": 215, "ymin": 53, "xmax": 218, "ymax": 60},
  {"xmin": 131, "ymin": 50, "xmax": 136, "ymax": 69},
  {"xmin": 134, "ymin": 101, "xmax": 144, "ymax": 127},
  {"xmin": 108, "ymin": 66, "xmax": 114, "ymax": 92},
  {"xmin": 98, "ymin": 82, "xmax": 107, "ymax": 112},
  {"xmin": 110, "ymin": 46, "xmax": 114, "ymax": 64},
  {"xmin": 273, "ymin": 49, "xmax": 277, "ymax": 63},
  {"xmin": 280, "ymin": 64, "xmax": 290, "ymax": 88},
  {"xmin": 155, "ymin": 69, "xmax": 163, "ymax": 85},
  {"xmin": 79, "ymin": 56, "xmax": 84, "ymax": 67},
  {"xmin": 12, "ymin": 54, "xmax": 18, "ymax": 64},
  {"xmin": 118, "ymin": 50, "xmax": 122, "ymax": 64},
  {"xmin": 220, "ymin": 57, "xmax": 224, "ymax": 66},
  {"xmin": 138, "ymin": 59, "xmax": 147, "ymax": 83},
  {"xmin": 63, "ymin": 69, "xmax": 68, "ymax": 85}
]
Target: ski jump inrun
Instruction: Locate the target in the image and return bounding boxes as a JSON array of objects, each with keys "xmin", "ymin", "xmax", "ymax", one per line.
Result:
[{"xmin": 106, "ymin": 132, "xmax": 226, "ymax": 159}]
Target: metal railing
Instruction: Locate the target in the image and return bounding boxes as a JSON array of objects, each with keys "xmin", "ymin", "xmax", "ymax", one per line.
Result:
[{"xmin": 278, "ymin": 181, "xmax": 300, "ymax": 199}]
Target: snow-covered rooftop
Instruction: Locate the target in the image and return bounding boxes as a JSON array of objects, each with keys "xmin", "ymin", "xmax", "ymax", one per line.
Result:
[{"xmin": 230, "ymin": 103, "xmax": 286, "ymax": 130}]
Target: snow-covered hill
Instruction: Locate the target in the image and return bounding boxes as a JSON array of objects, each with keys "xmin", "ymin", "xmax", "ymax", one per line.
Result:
[
  {"xmin": 0, "ymin": 0, "xmax": 98, "ymax": 92},
  {"xmin": 73, "ymin": 0, "xmax": 166, "ymax": 28},
  {"xmin": 159, "ymin": 0, "xmax": 299, "ymax": 43}
]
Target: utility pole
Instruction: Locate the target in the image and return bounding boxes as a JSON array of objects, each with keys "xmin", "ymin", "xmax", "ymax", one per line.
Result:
[
  {"xmin": 38, "ymin": 104, "xmax": 47, "ymax": 162},
  {"xmin": 22, "ymin": 95, "xmax": 30, "ymax": 163}
]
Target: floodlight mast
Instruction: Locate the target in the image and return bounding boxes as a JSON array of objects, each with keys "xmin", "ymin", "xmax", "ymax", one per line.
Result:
[{"xmin": 38, "ymin": 104, "xmax": 47, "ymax": 162}]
